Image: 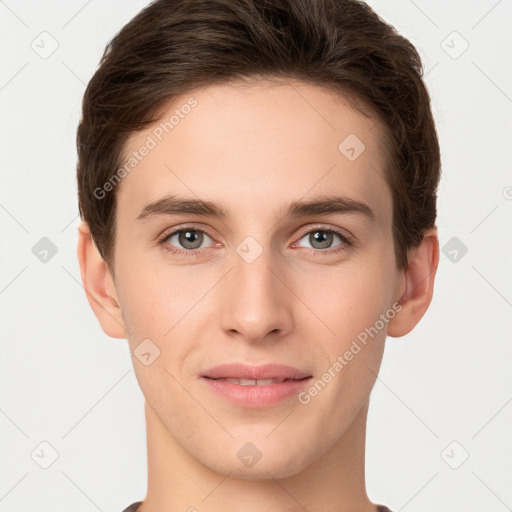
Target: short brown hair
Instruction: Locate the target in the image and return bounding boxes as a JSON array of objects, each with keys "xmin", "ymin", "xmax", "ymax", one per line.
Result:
[{"xmin": 77, "ymin": 0, "xmax": 441, "ymax": 273}]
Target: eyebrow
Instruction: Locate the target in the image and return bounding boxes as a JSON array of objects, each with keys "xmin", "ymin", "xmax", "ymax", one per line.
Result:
[{"xmin": 135, "ymin": 194, "xmax": 376, "ymax": 223}]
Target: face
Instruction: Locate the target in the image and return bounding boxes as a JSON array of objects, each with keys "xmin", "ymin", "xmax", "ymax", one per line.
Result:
[{"xmin": 110, "ymin": 80, "xmax": 404, "ymax": 479}]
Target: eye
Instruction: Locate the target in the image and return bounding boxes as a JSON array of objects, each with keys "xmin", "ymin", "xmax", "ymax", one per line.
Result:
[
  {"xmin": 159, "ymin": 227, "xmax": 214, "ymax": 255},
  {"xmin": 293, "ymin": 227, "xmax": 353, "ymax": 254},
  {"xmin": 158, "ymin": 225, "xmax": 354, "ymax": 257}
]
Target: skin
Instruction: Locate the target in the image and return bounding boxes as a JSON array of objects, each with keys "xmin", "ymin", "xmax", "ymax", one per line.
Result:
[{"xmin": 77, "ymin": 79, "xmax": 439, "ymax": 512}]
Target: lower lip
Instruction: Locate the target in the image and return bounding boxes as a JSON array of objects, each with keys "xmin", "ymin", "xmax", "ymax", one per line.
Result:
[{"xmin": 201, "ymin": 377, "xmax": 313, "ymax": 408}]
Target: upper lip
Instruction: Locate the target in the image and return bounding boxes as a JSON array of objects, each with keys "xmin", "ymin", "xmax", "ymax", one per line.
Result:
[{"xmin": 201, "ymin": 363, "xmax": 312, "ymax": 380}]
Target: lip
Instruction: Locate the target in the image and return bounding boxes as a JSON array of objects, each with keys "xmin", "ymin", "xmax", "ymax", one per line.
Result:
[
  {"xmin": 201, "ymin": 363, "xmax": 311, "ymax": 381},
  {"xmin": 201, "ymin": 363, "xmax": 313, "ymax": 408}
]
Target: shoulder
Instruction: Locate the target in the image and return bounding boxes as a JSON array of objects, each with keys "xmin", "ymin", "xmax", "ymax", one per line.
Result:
[{"xmin": 121, "ymin": 501, "xmax": 143, "ymax": 512}]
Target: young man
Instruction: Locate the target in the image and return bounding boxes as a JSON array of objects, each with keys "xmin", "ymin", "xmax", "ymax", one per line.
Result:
[{"xmin": 76, "ymin": 0, "xmax": 440, "ymax": 510}]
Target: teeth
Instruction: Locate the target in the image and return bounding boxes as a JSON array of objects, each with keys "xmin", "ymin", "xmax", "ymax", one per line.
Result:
[{"xmin": 221, "ymin": 378, "xmax": 286, "ymax": 385}]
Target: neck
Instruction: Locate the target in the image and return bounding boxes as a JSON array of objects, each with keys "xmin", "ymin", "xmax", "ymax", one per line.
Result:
[{"xmin": 138, "ymin": 400, "xmax": 378, "ymax": 512}]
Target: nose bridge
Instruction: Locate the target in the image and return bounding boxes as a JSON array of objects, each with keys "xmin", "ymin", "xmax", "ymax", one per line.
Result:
[{"xmin": 220, "ymin": 235, "xmax": 292, "ymax": 341}]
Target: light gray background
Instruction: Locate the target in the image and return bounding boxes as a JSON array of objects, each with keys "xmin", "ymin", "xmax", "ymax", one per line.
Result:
[{"xmin": 1, "ymin": 1, "xmax": 511, "ymax": 510}]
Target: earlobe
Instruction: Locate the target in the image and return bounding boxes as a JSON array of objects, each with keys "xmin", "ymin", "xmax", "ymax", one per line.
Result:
[
  {"xmin": 76, "ymin": 221, "xmax": 127, "ymax": 339},
  {"xmin": 387, "ymin": 228, "xmax": 440, "ymax": 338}
]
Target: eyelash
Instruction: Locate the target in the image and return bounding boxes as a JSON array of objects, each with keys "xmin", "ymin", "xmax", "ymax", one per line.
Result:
[{"xmin": 157, "ymin": 225, "xmax": 354, "ymax": 257}]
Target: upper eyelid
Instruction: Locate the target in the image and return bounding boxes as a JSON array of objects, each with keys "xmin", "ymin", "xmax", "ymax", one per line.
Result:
[
  {"xmin": 161, "ymin": 225, "xmax": 213, "ymax": 241},
  {"xmin": 295, "ymin": 223, "xmax": 353, "ymax": 239}
]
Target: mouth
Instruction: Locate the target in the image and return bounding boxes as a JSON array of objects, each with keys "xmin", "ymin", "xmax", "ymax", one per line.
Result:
[
  {"xmin": 200, "ymin": 363, "xmax": 313, "ymax": 408},
  {"xmin": 203, "ymin": 376, "xmax": 311, "ymax": 386},
  {"xmin": 201, "ymin": 362, "xmax": 312, "ymax": 381}
]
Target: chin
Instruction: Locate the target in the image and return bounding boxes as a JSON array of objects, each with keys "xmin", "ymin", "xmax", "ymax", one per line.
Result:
[{"xmin": 203, "ymin": 444, "xmax": 312, "ymax": 481}]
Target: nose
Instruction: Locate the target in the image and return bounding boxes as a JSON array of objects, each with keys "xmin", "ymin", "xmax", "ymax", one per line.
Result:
[{"xmin": 219, "ymin": 242, "xmax": 293, "ymax": 344}]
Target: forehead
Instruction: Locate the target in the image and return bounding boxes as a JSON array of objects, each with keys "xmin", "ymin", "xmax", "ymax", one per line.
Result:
[{"xmin": 116, "ymin": 79, "xmax": 391, "ymax": 227}]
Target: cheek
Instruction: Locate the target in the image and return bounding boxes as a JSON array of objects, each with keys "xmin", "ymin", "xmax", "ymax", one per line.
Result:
[
  {"xmin": 115, "ymin": 258, "xmax": 214, "ymax": 373},
  {"xmin": 297, "ymin": 266, "xmax": 391, "ymax": 413},
  {"xmin": 115, "ymin": 247, "xmax": 194, "ymax": 330},
  {"xmin": 293, "ymin": 260, "xmax": 395, "ymax": 401},
  {"xmin": 297, "ymin": 260, "xmax": 393, "ymax": 340},
  {"xmin": 115, "ymin": 266, "xmax": 200, "ymax": 405}
]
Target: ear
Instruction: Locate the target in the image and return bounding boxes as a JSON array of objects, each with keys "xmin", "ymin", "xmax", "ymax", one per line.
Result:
[
  {"xmin": 76, "ymin": 220, "xmax": 127, "ymax": 339},
  {"xmin": 387, "ymin": 228, "xmax": 440, "ymax": 337}
]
